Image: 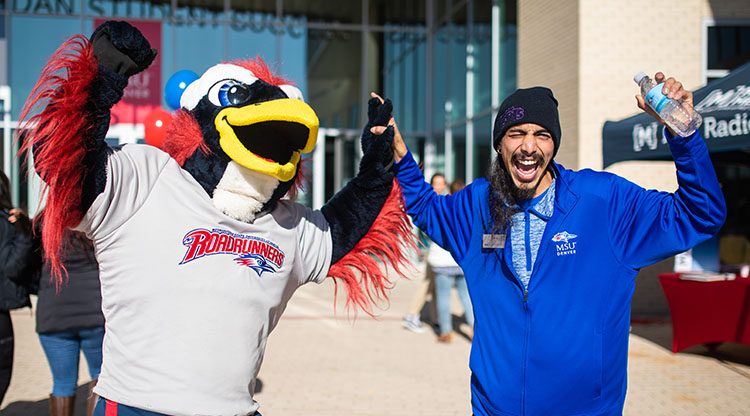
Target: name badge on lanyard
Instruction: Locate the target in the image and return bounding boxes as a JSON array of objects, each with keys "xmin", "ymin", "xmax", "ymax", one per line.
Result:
[{"xmin": 482, "ymin": 234, "xmax": 505, "ymax": 249}]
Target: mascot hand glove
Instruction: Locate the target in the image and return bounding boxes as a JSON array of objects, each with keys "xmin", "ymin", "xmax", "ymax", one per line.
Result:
[
  {"xmin": 88, "ymin": 21, "xmax": 157, "ymax": 112},
  {"xmin": 357, "ymin": 97, "xmax": 395, "ymax": 187},
  {"xmin": 91, "ymin": 21, "xmax": 157, "ymax": 78}
]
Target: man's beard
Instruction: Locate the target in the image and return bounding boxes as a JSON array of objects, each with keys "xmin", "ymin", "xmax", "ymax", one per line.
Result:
[{"xmin": 488, "ymin": 155, "xmax": 547, "ymax": 233}]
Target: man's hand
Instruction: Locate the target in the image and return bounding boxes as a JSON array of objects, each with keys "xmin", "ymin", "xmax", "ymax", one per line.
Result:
[
  {"xmin": 635, "ymin": 72, "xmax": 693, "ymax": 136},
  {"xmin": 369, "ymin": 92, "xmax": 408, "ymax": 163}
]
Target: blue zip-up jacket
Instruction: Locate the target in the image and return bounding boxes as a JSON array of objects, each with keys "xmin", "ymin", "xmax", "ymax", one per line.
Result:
[{"xmin": 394, "ymin": 130, "xmax": 725, "ymax": 416}]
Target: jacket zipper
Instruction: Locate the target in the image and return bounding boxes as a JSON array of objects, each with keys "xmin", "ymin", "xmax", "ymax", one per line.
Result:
[
  {"xmin": 522, "ymin": 209, "xmax": 533, "ymax": 415},
  {"xmin": 501, "ymin": 230, "xmax": 532, "ymax": 416},
  {"xmin": 521, "ymin": 287, "xmax": 529, "ymax": 416}
]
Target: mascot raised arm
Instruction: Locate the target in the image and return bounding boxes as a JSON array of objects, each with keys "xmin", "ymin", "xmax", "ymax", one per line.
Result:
[{"xmin": 20, "ymin": 21, "xmax": 412, "ymax": 416}]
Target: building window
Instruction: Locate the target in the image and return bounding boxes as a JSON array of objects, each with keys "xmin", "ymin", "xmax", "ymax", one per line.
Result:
[{"xmin": 704, "ymin": 21, "xmax": 750, "ymax": 83}]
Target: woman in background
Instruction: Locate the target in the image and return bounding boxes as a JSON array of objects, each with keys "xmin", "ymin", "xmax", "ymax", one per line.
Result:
[
  {"xmin": 430, "ymin": 179, "xmax": 474, "ymax": 343},
  {"xmin": 401, "ymin": 173, "xmax": 448, "ymax": 333},
  {"xmin": 32, "ymin": 212, "xmax": 104, "ymax": 416},
  {"xmin": 0, "ymin": 171, "xmax": 34, "ymax": 405}
]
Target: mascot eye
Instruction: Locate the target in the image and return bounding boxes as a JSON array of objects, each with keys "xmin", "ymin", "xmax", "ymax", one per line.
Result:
[
  {"xmin": 219, "ymin": 82, "xmax": 251, "ymax": 106},
  {"xmin": 208, "ymin": 80, "xmax": 251, "ymax": 107}
]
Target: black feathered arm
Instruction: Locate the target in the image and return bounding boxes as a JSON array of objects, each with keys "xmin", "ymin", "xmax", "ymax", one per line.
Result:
[
  {"xmin": 84, "ymin": 21, "xmax": 157, "ymax": 209},
  {"xmin": 321, "ymin": 98, "xmax": 395, "ymax": 263},
  {"xmin": 321, "ymin": 98, "xmax": 415, "ymax": 315},
  {"xmin": 18, "ymin": 20, "xmax": 155, "ymax": 283}
]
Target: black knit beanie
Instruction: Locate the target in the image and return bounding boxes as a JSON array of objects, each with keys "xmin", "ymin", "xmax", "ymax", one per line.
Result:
[{"xmin": 492, "ymin": 87, "xmax": 561, "ymax": 157}]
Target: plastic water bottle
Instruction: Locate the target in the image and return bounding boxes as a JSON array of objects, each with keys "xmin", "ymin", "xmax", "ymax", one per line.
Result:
[{"xmin": 634, "ymin": 71, "xmax": 702, "ymax": 136}]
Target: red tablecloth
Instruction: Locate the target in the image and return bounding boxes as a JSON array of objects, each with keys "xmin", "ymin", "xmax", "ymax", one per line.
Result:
[{"xmin": 658, "ymin": 273, "xmax": 750, "ymax": 352}]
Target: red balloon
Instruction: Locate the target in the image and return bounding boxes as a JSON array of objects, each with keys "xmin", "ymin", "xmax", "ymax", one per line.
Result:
[{"xmin": 144, "ymin": 108, "xmax": 173, "ymax": 149}]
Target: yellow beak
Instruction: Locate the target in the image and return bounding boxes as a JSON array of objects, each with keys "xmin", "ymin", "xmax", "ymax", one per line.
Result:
[{"xmin": 215, "ymin": 98, "xmax": 319, "ymax": 182}]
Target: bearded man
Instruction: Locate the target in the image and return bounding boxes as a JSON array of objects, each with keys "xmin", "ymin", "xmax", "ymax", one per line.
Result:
[{"xmin": 372, "ymin": 74, "xmax": 726, "ymax": 416}]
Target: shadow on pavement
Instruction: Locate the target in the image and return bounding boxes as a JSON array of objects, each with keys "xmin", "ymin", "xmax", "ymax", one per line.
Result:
[
  {"xmin": 418, "ymin": 307, "xmax": 473, "ymax": 343},
  {"xmin": 631, "ymin": 322, "xmax": 750, "ymax": 368},
  {"xmin": 1, "ymin": 384, "xmax": 89, "ymax": 416}
]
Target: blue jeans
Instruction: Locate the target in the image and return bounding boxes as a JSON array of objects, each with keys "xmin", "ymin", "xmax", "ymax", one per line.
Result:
[
  {"xmin": 435, "ymin": 272, "xmax": 474, "ymax": 335},
  {"xmin": 38, "ymin": 326, "xmax": 105, "ymax": 396},
  {"xmin": 93, "ymin": 398, "xmax": 263, "ymax": 416}
]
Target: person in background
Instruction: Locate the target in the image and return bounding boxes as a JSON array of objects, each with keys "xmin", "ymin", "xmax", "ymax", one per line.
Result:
[
  {"xmin": 372, "ymin": 72, "xmax": 726, "ymax": 415},
  {"xmin": 430, "ymin": 179, "xmax": 473, "ymax": 343},
  {"xmin": 0, "ymin": 171, "xmax": 34, "ymax": 406},
  {"xmin": 31, "ymin": 214, "xmax": 104, "ymax": 416},
  {"xmin": 402, "ymin": 173, "xmax": 447, "ymax": 333}
]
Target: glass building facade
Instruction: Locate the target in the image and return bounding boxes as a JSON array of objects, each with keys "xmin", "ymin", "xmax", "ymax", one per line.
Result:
[{"xmin": 0, "ymin": 0, "xmax": 516, "ymax": 212}]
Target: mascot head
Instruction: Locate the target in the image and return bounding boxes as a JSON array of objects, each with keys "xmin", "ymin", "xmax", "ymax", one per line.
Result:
[{"xmin": 163, "ymin": 58, "xmax": 318, "ymax": 222}]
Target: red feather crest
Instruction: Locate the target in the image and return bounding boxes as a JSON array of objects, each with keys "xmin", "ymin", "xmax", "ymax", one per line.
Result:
[
  {"xmin": 162, "ymin": 109, "xmax": 210, "ymax": 166},
  {"xmin": 228, "ymin": 57, "xmax": 291, "ymax": 87},
  {"xmin": 18, "ymin": 35, "xmax": 98, "ymax": 286}
]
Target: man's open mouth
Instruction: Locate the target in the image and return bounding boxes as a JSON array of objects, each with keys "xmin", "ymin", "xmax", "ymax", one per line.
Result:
[
  {"xmin": 226, "ymin": 118, "xmax": 309, "ymax": 165},
  {"xmin": 513, "ymin": 156, "xmax": 543, "ymax": 183}
]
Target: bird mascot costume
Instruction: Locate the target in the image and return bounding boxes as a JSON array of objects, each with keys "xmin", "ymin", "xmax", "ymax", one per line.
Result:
[{"xmin": 20, "ymin": 21, "xmax": 412, "ymax": 416}]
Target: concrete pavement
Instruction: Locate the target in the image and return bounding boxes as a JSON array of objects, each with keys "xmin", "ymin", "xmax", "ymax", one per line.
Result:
[{"xmin": 2, "ymin": 268, "xmax": 749, "ymax": 415}]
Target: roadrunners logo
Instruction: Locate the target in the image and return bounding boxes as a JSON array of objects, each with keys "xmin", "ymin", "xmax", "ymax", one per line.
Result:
[
  {"xmin": 552, "ymin": 231, "xmax": 577, "ymax": 256},
  {"xmin": 180, "ymin": 228, "xmax": 285, "ymax": 276}
]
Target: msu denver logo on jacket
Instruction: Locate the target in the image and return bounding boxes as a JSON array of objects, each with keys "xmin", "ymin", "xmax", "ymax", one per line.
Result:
[
  {"xmin": 180, "ymin": 228, "xmax": 286, "ymax": 276},
  {"xmin": 552, "ymin": 231, "xmax": 577, "ymax": 256}
]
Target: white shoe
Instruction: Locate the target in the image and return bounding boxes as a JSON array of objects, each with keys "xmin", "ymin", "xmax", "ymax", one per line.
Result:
[{"xmin": 402, "ymin": 314, "xmax": 426, "ymax": 333}]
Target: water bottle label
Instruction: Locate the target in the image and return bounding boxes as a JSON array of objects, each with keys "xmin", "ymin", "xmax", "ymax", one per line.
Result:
[{"xmin": 645, "ymin": 83, "xmax": 670, "ymax": 113}]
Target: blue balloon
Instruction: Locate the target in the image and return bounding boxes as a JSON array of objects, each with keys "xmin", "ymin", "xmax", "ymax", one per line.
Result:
[{"xmin": 164, "ymin": 70, "xmax": 199, "ymax": 110}]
